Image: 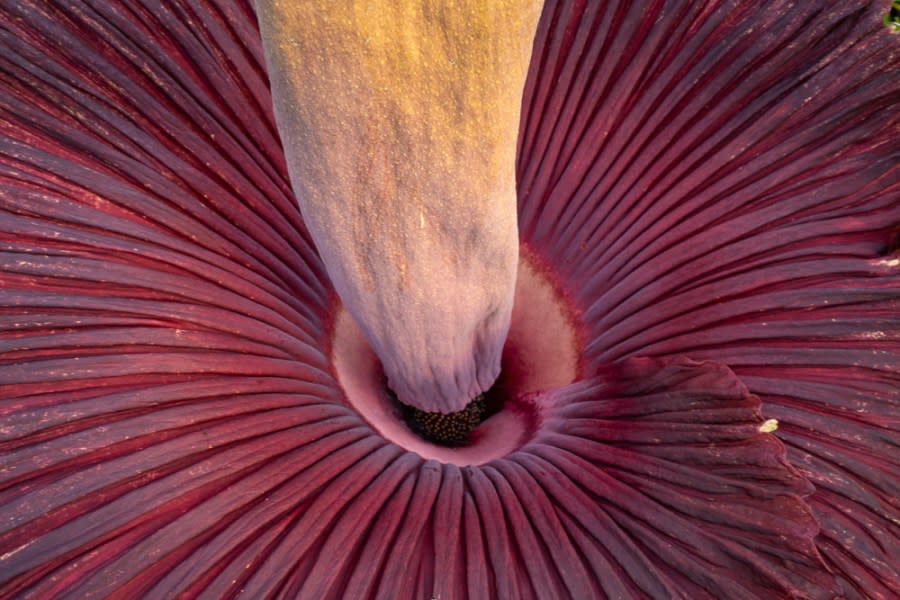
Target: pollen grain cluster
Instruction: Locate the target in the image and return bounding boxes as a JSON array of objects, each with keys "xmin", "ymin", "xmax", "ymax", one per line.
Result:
[{"xmin": 401, "ymin": 394, "xmax": 487, "ymax": 446}]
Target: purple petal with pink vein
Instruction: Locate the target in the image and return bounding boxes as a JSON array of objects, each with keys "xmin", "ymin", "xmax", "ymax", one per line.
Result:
[
  {"xmin": 519, "ymin": 1, "xmax": 899, "ymax": 596},
  {"xmin": 2, "ymin": 0, "xmax": 899, "ymax": 598}
]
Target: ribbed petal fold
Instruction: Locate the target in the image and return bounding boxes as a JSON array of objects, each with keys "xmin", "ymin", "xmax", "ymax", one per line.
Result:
[
  {"xmin": 2, "ymin": 0, "xmax": 898, "ymax": 598},
  {"xmin": 519, "ymin": 1, "xmax": 899, "ymax": 596},
  {"xmin": 2, "ymin": 336, "xmax": 837, "ymax": 598}
]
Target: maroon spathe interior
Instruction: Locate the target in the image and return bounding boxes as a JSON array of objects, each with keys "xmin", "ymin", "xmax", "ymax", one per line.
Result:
[{"xmin": 0, "ymin": 1, "xmax": 898, "ymax": 598}]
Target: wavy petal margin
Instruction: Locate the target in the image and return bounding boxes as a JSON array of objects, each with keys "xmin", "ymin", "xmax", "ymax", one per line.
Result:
[
  {"xmin": 519, "ymin": 1, "xmax": 900, "ymax": 596},
  {"xmin": 2, "ymin": 315, "xmax": 837, "ymax": 599},
  {"xmin": 2, "ymin": 0, "xmax": 898, "ymax": 598}
]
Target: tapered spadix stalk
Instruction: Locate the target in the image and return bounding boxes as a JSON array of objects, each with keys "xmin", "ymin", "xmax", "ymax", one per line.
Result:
[{"xmin": 256, "ymin": 1, "xmax": 542, "ymax": 413}]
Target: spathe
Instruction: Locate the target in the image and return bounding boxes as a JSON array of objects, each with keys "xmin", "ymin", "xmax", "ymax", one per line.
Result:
[{"xmin": 1, "ymin": 0, "xmax": 898, "ymax": 598}]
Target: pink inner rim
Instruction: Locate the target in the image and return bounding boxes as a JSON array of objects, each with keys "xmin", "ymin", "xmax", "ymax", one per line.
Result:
[{"xmin": 330, "ymin": 249, "xmax": 580, "ymax": 465}]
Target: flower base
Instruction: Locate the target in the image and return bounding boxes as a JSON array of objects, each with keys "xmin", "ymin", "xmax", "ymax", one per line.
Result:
[{"xmin": 330, "ymin": 247, "xmax": 581, "ymax": 465}]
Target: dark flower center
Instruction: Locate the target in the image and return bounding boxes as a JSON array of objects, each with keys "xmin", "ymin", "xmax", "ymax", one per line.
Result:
[
  {"xmin": 331, "ymin": 249, "xmax": 579, "ymax": 464},
  {"xmin": 396, "ymin": 392, "xmax": 489, "ymax": 446}
]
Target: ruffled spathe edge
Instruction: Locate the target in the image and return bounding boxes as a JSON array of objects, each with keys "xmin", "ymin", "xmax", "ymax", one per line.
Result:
[
  {"xmin": 2, "ymin": 0, "xmax": 899, "ymax": 597},
  {"xmin": 518, "ymin": 1, "xmax": 899, "ymax": 596}
]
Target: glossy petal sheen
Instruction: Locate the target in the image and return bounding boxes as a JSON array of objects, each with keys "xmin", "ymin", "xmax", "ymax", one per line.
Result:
[
  {"xmin": 518, "ymin": 1, "xmax": 899, "ymax": 597},
  {"xmin": 1, "ymin": 0, "xmax": 898, "ymax": 599},
  {"xmin": 1, "ymin": 341, "xmax": 835, "ymax": 599}
]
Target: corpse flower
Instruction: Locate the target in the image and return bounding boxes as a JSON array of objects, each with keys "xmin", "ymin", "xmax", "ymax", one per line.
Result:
[{"xmin": 1, "ymin": 0, "xmax": 898, "ymax": 598}]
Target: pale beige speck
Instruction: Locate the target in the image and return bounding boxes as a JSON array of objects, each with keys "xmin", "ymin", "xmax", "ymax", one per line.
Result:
[{"xmin": 759, "ymin": 419, "xmax": 779, "ymax": 433}]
